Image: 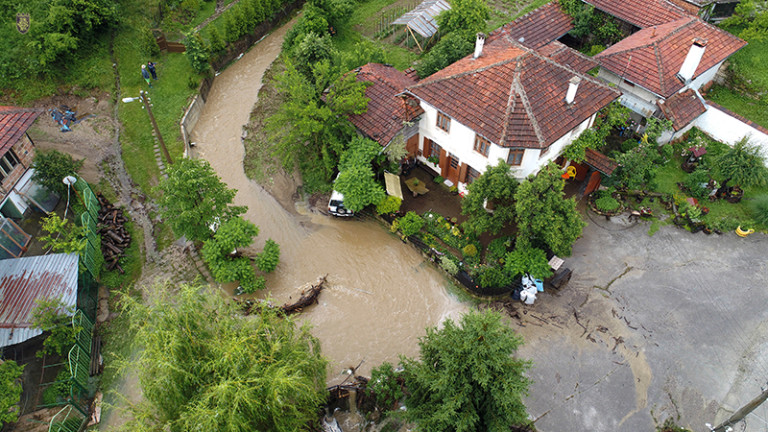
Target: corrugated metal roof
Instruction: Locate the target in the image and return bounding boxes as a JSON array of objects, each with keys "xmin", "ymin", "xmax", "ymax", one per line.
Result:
[
  {"xmin": 392, "ymin": 0, "xmax": 451, "ymax": 38},
  {"xmin": 0, "ymin": 253, "xmax": 79, "ymax": 348}
]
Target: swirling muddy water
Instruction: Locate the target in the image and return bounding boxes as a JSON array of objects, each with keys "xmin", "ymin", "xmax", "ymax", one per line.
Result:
[{"xmin": 190, "ymin": 21, "xmax": 468, "ymax": 384}]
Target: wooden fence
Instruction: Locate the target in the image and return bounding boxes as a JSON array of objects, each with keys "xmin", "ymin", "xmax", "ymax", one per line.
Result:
[{"xmin": 156, "ymin": 35, "xmax": 186, "ymax": 53}]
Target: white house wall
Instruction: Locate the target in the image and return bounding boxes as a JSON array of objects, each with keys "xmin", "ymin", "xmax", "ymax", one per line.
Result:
[
  {"xmin": 689, "ymin": 61, "xmax": 724, "ymax": 91},
  {"xmin": 694, "ymin": 105, "xmax": 768, "ymax": 162},
  {"xmin": 416, "ymin": 100, "xmax": 597, "ymax": 186}
]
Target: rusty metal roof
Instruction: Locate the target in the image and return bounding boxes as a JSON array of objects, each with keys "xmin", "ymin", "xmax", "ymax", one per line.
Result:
[
  {"xmin": 0, "ymin": 253, "xmax": 79, "ymax": 348},
  {"xmin": 392, "ymin": 0, "xmax": 451, "ymax": 38}
]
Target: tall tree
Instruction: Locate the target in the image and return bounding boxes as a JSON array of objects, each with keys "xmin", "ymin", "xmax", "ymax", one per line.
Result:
[
  {"xmin": 515, "ymin": 163, "xmax": 585, "ymax": 256},
  {"xmin": 201, "ymin": 216, "xmax": 277, "ymax": 292},
  {"xmin": 118, "ymin": 283, "xmax": 327, "ymax": 431},
  {"xmin": 156, "ymin": 158, "xmax": 246, "ymax": 242},
  {"xmin": 461, "ymin": 159, "xmax": 519, "ymax": 236},
  {"xmin": 400, "ymin": 310, "xmax": 532, "ymax": 432},
  {"xmin": 334, "ymin": 137, "xmax": 386, "ymax": 212},
  {"xmin": 436, "ymin": 0, "xmax": 490, "ymax": 40},
  {"xmin": 723, "ymin": 0, "xmax": 768, "ymax": 41}
]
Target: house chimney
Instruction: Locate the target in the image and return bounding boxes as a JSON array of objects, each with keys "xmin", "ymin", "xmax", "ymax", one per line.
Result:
[
  {"xmin": 473, "ymin": 33, "xmax": 486, "ymax": 59},
  {"xmin": 677, "ymin": 38, "xmax": 707, "ymax": 84},
  {"xmin": 565, "ymin": 76, "xmax": 581, "ymax": 104}
]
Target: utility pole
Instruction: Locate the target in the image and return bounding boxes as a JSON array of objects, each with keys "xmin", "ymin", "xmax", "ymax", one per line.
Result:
[
  {"xmin": 710, "ymin": 384, "xmax": 768, "ymax": 432},
  {"xmin": 140, "ymin": 90, "xmax": 173, "ymax": 166}
]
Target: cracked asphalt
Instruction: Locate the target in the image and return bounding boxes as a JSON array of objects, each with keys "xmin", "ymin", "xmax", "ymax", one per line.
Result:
[{"xmin": 510, "ymin": 215, "xmax": 768, "ymax": 432}]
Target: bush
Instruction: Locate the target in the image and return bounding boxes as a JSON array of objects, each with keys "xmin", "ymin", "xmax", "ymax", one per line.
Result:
[
  {"xmin": 475, "ymin": 265, "xmax": 512, "ymax": 289},
  {"xmin": 0, "ymin": 360, "xmax": 23, "ymax": 425},
  {"xmin": 376, "ymin": 195, "xmax": 402, "ymax": 215},
  {"xmin": 486, "ymin": 237, "xmax": 513, "ymax": 264},
  {"xmin": 370, "ymin": 362, "xmax": 404, "ymax": 411},
  {"xmin": 398, "ymin": 211, "xmax": 425, "ymax": 237},
  {"xmin": 683, "ymin": 168, "xmax": 711, "ymax": 200},
  {"xmin": 748, "ymin": 194, "xmax": 768, "ymax": 227},
  {"xmin": 434, "ymin": 175, "xmax": 444, "ymax": 183},
  {"xmin": 255, "ymin": 239, "xmax": 280, "ymax": 273},
  {"xmin": 32, "ymin": 150, "xmax": 84, "ymax": 195},
  {"xmin": 462, "ymin": 243, "xmax": 478, "ymax": 257},
  {"xmin": 439, "ymin": 255, "xmax": 459, "ymax": 275},
  {"xmin": 184, "ymin": 31, "xmax": 210, "ymax": 74},
  {"xmin": 505, "ymin": 243, "xmax": 553, "ymax": 280},
  {"xmin": 595, "ymin": 195, "xmax": 620, "ymax": 212}
]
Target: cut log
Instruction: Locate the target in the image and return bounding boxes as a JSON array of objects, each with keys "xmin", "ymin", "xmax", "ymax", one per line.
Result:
[
  {"xmin": 105, "ymin": 230, "xmax": 125, "ymax": 244},
  {"xmin": 103, "ymin": 242, "xmax": 122, "ymax": 255}
]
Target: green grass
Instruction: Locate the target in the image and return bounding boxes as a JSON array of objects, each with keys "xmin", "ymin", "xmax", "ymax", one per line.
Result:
[{"xmin": 707, "ymin": 26, "xmax": 768, "ymax": 129}]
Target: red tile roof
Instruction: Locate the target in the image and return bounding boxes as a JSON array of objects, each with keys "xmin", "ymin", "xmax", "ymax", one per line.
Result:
[
  {"xmin": 584, "ymin": 0, "xmax": 689, "ymax": 28},
  {"xmin": 348, "ymin": 64, "xmax": 422, "ymax": 146},
  {"xmin": 585, "ymin": 147, "xmax": 618, "ymax": 175},
  {"xmin": 595, "ymin": 17, "xmax": 746, "ymax": 97},
  {"xmin": 488, "ymin": 1, "xmax": 573, "ymax": 49},
  {"xmin": 538, "ymin": 41, "xmax": 598, "ymax": 74},
  {"xmin": 0, "ymin": 107, "xmax": 41, "ymax": 157},
  {"xmin": 658, "ymin": 89, "xmax": 707, "ymax": 130},
  {"xmin": 408, "ymin": 36, "xmax": 620, "ymax": 149}
]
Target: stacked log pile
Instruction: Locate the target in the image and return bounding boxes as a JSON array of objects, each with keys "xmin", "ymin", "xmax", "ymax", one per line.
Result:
[{"xmin": 97, "ymin": 193, "xmax": 131, "ymax": 273}]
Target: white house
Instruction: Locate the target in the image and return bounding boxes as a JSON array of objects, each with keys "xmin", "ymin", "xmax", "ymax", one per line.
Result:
[{"xmin": 400, "ymin": 34, "xmax": 620, "ymax": 191}]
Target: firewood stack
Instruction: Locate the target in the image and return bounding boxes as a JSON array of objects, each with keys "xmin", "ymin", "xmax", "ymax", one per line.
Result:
[{"xmin": 96, "ymin": 193, "xmax": 131, "ymax": 274}]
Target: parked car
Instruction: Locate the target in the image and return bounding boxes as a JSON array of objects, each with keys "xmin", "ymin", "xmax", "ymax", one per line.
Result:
[{"xmin": 328, "ymin": 189, "xmax": 353, "ymax": 217}]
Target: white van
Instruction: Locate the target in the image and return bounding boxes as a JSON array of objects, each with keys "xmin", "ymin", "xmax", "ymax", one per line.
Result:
[{"xmin": 328, "ymin": 189, "xmax": 353, "ymax": 217}]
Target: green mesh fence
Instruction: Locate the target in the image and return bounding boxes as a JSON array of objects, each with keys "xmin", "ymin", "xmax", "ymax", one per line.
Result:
[
  {"xmin": 73, "ymin": 177, "xmax": 99, "ymax": 221},
  {"xmin": 48, "ymin": 405, "xmax": 83, "ymax": 432}
]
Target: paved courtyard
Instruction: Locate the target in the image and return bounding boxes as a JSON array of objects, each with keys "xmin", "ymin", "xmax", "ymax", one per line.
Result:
[{"xmin": 512, "ymin": 214, "xmax": 768, "ymax": 432}]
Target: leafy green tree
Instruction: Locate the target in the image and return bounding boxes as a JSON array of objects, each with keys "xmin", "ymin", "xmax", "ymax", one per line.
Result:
[
  {"xmin": 184, "ymin": 30, "xmax": 210, "ymax": 74},
  {"xmin": 117, "ymin": 283, "xmax": 327, "ymax": 431},
  {"xmin": 31, "ymin": 297, "xmax": 79, "ymax": 358},
  {"xmin": 208, "ymin": 26, "xmax": 226, "ymax": 54},
  {"xmin": 267, "ymin": 60, "xmax": 370, "ymax": 186},
  {"xmin": 515, "ymin": 163, "xmax": 585, "ymax": 256},
  {"xmin": 283, "ymin": 4, "xmax": 330, "ymax": 50},
  {"xmin": 156, "ymin": 158, "xmax": 246, "ymax": 242},
  {"xmin": 394, "ymin": 211, "xmax": 425, "ymax": 237},
  {"xmin": 336, "ymin": 41, "xmax": 387, "ymax": 71},
  {"xmin": 416, "ymin": 33, "xmax": 474, "ymax": 78},
  {"xmin": 562, "ymin": 102, "xmax": 630, "ymax": 163},
  {"xmin": 255, "ymin": 239, "xmax": 281, "ymax": 273},
  {"xmin": 202, "ymin": 217, "xmax": 267, "ymax": 293},
  {"xmin": 505, "ymin": 241, "xmax": 553, "ymax": 280},
  {"xmin": 461, "ymin": 159, "xmax": 518, "ymax": 236},
  {"xmin": 294, "ymin": 32, "xmax": 336, "ymax": 77},
  {"xmin": 334, "ymin": 137, "xmax": 385, "ymax": 211},
  {"xmin": 710, "ymin": 136, "xmax": 768, "ymax": 188},
  {"xmin": 612, "ymin": 136, "xmax": 662, "ymax": 190},
  {"xmin": 40, "ymin": 214, "xmax": 86, "ymax": 256},
  {"xmin": 0, "ymin": 360, "xmax": 24, "ymax": 426},
  {"xmin": 32, "ymin": 150, "xmax": 84, "ymax": 195},
  {"xmin": 399, "ymin": 310, "xmax": 532, "ymax": 431},
  {"xmin": 723, "ymin": 0, "xmax": 768, "ymax": 41},
  {"xmin": 436, "ymin": 0, "xmax": 490, "ymax": 40}
]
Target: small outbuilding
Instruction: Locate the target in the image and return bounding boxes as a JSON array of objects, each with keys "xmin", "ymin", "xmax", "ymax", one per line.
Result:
[{"xmin": 392, "ymin": 0, "xmax": 451, "ymax": 52}]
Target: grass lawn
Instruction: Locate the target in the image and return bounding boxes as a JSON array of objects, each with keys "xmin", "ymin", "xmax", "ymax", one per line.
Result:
[{"xmin": 707, "ymin": 26, "xmax": 768, "ymax": 129}]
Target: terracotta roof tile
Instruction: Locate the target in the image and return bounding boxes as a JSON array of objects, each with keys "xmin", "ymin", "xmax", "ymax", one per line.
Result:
[
  {"xmin": 584, "ymin": 0, "xmax": 689, "ymax": 28},
  {"xmin": 0, "ymin": 107, "xmax": 41, "ymax": 157},
  {"xmin": 348, "ymin": 64, "xmax": 422, "ymax": 146},
  {"xmin": 658, "ymin": 89, "xmax": 707, "ymax": 130},
  {"xmin": 408, "ymin": 36, "xmax": 620, "ymax": 149},
  {"xmin": 538, "ymin": 40, "xmax": 598, "ymax": 74},
  {"xmin": 585, "ymin": 147, "xmax": 618, "ymax": 175},
  {"xmin": 595, "ymin": 17, "xmax": 746, "ymax": 97},
  {"xmin": 488, "ymin": 1, "xmax": 573, "ymax": 49}
]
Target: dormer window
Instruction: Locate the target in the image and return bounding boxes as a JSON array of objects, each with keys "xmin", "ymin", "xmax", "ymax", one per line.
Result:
[
  {"xmin": 436, "ymin": 112, "xmax": 451, "ymax": 132},
  {"xmin": 474, "ymin": 135, "xmax": 491, "ymax": 157}
]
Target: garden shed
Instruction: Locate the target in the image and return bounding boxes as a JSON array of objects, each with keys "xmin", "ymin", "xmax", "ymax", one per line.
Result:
[{"xmin": 392, "ymin": 0, "xmax": 451, "ymax": 52}]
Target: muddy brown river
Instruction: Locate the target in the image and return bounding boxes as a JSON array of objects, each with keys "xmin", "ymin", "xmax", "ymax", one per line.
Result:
[{"xmin": 189, "ymin": 21, "xmax": 468, "ymax": 385}]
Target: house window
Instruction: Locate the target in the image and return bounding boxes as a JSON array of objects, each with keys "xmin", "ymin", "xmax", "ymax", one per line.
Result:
[
  {"xmin": 0, "ymin": 150, "xmax": 20, "ymax": 182},
  {"xmin": 430, "ymin": 141, "xmax": 442, "ymax": 160},
  {"xmin": 474, "ymin": 135, "xmax": 491, "ymax": 157},
  {"xmin": 465, "ymin": 166, "xmax": 480, "ymax": 184},
  {"xmin": 507, "ymin": 149, "xmax": 524, "ymax": 166},
  {"xmin": 436, "ymin": 112, "xmax": 451, "ymax": 132},
  {"xmin": 450, "ymin": 155, "xmax": 459, "ymax": 169}
]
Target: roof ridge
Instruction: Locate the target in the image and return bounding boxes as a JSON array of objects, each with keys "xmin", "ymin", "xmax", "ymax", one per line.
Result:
[
  {"xmin": 500, "ymin": 66, "xmax": 521, "ymax": 145},
  {"xmin": 512, "ymin": 58, "xmax": 544, "ymax": 145},
  {"xmin": 409, "ymin": 56, "xmax": 521, "ymax": 89},
  {"xmin": 653, "ymin": 44, "xmax": 666, "ymax": 96}
]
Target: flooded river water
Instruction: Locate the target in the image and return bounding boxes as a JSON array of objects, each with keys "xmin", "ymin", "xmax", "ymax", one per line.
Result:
[{"xmin": 189, "ymin": 21, "xmax": 468, "ymax": 385}]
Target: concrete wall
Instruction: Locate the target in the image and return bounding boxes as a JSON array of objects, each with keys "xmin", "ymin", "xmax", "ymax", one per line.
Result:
[
  {"xmin": 180, "ymin": 94, "xmax": 205, "ymax": 155},
  {"xmin": 695, "ymin": 103, "xmax": 768, "ymax": 160}
]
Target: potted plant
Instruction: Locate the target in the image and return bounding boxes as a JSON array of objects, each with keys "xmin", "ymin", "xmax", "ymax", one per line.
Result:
[
  {"xmin": 726, "ymin": 186, "xmax": 743, "ymax": 203},
  {"xmin": 427, "ymin": 155, "xmax": 440, "ymax": 165}
]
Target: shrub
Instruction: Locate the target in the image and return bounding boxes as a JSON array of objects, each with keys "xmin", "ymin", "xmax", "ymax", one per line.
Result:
[
  {"xmin": 595, "ymin": 195, "xmax": 620, "ymax": 212},
  {"xmin": 475, "ymin": 265, "xmax": 512, "ymax": 288},
  {"xmin": 255, "ymin": 239, "xmax": 280, "ymax": 273},
  {"xmin": 486, "ymin": 237, "xmax": 513, "ymax": 264},
  {"xmin": 434, "ymin": 175, "xmax": 444, "ymax": 183},
  {"xmin": 398, "ymin": 212, "xmax": 424, "ymax": 237},
  {"xmin": 376, "ymin": 195, "xmax": 402, "ymax": 215},
  {"xmin": 505, "ymin": 243, "xmax": 554, "ymax": 280},
  {"xmin": 748, "ymin": 194, "xmax": 768, "ymax": 227},
  {"xmin": 683, "ymin": 168, "xmax": 711, "ymax": 200},
  {"xmin": 462, "ymin": 243, "xmax": 478, "ymax": 257},
  {"xmin": 439, "ymin": 255, "xmax": 459, "ymax": 275},
  {"xmin": 710, "ymin": 137, "xmax": 768, "ymax": 188},
  {"xmin": 32, "ymin": 150, "xmax": 84, "ymax": 195},
  {"xmin": 370, "ymin": 362, "xmax": 404, "ymax": 411},
  {"xmin": 184, "ymin": 31, "xmax": 210, "ymax": 74},
  {"xmin": 0, "ymin": 360, "xmax": 23, "ymax": 425}
]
